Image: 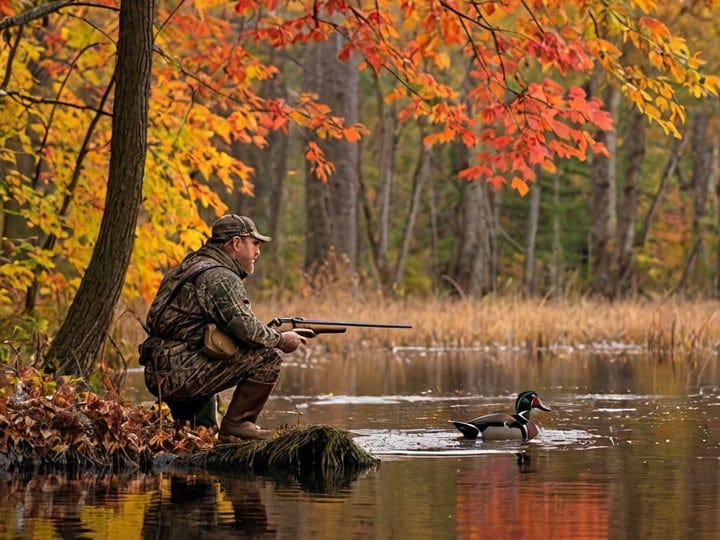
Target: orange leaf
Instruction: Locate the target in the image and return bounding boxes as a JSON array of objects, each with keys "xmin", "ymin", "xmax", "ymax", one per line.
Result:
[{"xmin": 511, "ymin": 176, "xmax": 530, "ymax": 196}]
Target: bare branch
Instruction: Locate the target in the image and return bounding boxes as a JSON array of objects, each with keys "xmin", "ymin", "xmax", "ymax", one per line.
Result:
[
  {"xmin": 4, "ymin": 90, "xmax": 112, "ymax": 114},
  {"xmin": 1, "ymin": 23, "xmax": 23, "ymax": 91},
  {"xmin": 32, "ymin": 41, "xmax": 105, "ymax": 190},
  {"xmin": 0, "ymin": 1, "xmax": 78, "ymax": 31}
]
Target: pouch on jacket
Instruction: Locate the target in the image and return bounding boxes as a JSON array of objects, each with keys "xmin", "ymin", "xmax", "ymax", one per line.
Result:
[{"xmin": 203, "ymin": 324, "xmax": 238, "ymax": 359}]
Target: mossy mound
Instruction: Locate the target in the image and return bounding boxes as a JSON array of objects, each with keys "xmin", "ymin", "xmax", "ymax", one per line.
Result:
[{"xmin": 170, "ymin": 424, "xmax": 380, "ymax": 492}]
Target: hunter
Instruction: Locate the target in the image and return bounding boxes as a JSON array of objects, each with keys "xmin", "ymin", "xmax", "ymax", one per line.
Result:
[{"xmin": 138, "ymin": 214, "xmax": 304, "ymax": 441}]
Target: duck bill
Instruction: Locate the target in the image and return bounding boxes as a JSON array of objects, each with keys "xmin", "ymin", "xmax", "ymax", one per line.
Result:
[{"xmin": 533, "ymin": 396, "xmax": 551, "ymax": 412}]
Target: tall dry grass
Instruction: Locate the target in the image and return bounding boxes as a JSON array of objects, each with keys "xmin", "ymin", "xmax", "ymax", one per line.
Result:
[
  {"xmin": 113, "ymin": 266, "xmax": 720, "ymax": 358},
  {"xmin": 253, "ymin": 292, "xmax": 720, "ymax": 355}
]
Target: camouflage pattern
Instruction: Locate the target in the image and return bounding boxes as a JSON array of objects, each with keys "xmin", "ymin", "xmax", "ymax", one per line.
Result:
[
  {"xmin": 139, "ymin": 243, "xmax": 283, "ymax": 400},
  {"xmin": 141, "ymin": 338, "xmax": 281, "ymax": 400}
]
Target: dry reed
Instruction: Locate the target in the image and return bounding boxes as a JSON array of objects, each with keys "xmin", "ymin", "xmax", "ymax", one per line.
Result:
[
  {"xmin": 111, "ymin": 262, "xmax": 720, "ymax": 358},
  {"xmin": 253, "ymin": 294, "xmax": 720, "ymax": 354}
]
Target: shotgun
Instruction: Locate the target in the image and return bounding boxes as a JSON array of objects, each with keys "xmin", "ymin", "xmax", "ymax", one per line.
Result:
[{"xmin": 268, "ymin": 316, "xmax": 412, "ymax": 339}]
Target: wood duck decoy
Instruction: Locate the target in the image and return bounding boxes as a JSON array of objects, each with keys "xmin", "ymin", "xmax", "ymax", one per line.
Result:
[{"xmin": 450, "ymin": 390, "xmax": 551, "ymax": 441}]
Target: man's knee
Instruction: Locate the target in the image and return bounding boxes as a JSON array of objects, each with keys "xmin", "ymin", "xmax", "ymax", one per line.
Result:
[{"xmin": 249, "ymin": 348, "xmax": 282, "ymax": 384}]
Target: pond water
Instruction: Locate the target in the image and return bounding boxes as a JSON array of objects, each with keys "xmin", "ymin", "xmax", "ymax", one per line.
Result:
[{"xmin": 2, "ymin": 346, "xmax": 720, "ymax": 539}]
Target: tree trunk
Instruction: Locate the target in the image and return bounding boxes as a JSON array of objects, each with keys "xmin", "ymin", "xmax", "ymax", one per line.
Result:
[
  {"xmin": 304, "ymin": 155, "xmax": 333, "ymax": 271},
  {"xmin": 637, "ymin": 136, "xmax": 687, "ymax": 246},
  {"xmin": 303, "ymin": 43, "xmax": 333, "ymax": 270},
  {"xmin": 691, "ymin": 112, "xmax": 713, "ymax": 231},
  {"xmin": 676, "ymin": 110, "xmax": 714, "ymax": 293},
  {"xmin": 589, "ymin": 82, "xmax": 620, "ymax": 297},
  {"xmin": 303, "ymin": 35, "xmax": 360, "ymax": 271},
  {"xmin": 391, "ymin": 135, "xmax": 429, "ymax": 291},
  {"xmin": 373, "ymin": 71, "xmax": 397, "ymax": 283},
  {"xmin": 449, "ymin": 140, "xmax": 494, "ymax": 297},
  {"xmin": 233, "ymin": 54, "xmax": 289, "ymax": 240},
  {"xmin": 324, "ymin": 39, "xmax": 360, "ymax": 269},
  {"xmin": 548, "ymin": 171, "xmax": 564, "ymax": 299},
  {"xmin": 614, "ymin": 105, "xmax": 645, "ymax": 295},
  {"xmin": 453, "ymin": 179, "xmax": 494, "ymax": 297},
  {"xmin": 427, "ymin": 176, "xmax": 440, "ymax": 293},
  {"xmin": 44, "ymin": 0, "xmax": 153, "ymax": 377},
  {"xmin": 716, "ymin": 145, "xmax": 720, "ymax": 297},
  {"xmin": 523, "ymin": 173, "xmax": 541, "ymax": 295},
  {"xmin": 231, "ymin": 58, "xmax": 289, "ymax": 285}
]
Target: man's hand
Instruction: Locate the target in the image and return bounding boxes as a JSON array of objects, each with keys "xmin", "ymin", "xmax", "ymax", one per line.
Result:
[{"xmin": 278, "ymin": 330, "xmax": 306, "ymax": 353}]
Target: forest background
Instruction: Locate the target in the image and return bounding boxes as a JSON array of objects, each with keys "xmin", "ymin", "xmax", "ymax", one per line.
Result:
[{"xmin": 2, "ymin": 0, "xmax": 720, "ymax": 382}]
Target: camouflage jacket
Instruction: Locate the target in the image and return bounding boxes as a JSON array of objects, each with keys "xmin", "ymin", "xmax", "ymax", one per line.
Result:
[{"xmin": 140, "ymin": 243, "xmax": 282, "ymax": 362}]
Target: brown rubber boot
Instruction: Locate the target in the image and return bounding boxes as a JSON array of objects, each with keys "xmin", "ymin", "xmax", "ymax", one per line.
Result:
[{"xmin": 218, "ymin": 379, "xmax": 276, "ymax": 443}]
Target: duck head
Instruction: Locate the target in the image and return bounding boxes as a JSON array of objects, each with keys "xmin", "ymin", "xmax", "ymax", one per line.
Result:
[{"xmin": 515, "ymin": 391, "xmax": 551, "ymax": 420}]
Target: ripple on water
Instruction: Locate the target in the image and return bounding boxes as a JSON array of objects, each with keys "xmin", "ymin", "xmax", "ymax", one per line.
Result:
[
  {"xmin": 309, "ymin": 394, "xmax": 459, "ymax": 405},
  {"xmin": 351, "ymin": 427, "xmax": 600, "ymax": 458},
  {"xmin": 537, "ymin": 428, "xmax": 606, "ymax": 448}
]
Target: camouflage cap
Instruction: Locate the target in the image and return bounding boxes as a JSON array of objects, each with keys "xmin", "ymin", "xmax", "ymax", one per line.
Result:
[{"xmin": 210, "ymin": 214, "xmax": 271, "ymax": 243}]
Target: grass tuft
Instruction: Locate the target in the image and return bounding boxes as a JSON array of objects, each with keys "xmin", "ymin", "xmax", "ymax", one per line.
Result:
[{"xmin": 174, "ymin": 424, "xmax": 379, "ymax": 492}]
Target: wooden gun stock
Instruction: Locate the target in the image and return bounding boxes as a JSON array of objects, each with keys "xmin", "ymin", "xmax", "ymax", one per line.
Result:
[{"xmin": 293, "ymin": 326, "xmax": 348, "ymax": 339}]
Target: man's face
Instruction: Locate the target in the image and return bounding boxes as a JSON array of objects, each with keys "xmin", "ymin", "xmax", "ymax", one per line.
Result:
[{"xmin": 229, "ymin": 235, "xmax": 262, "ymax": 274}]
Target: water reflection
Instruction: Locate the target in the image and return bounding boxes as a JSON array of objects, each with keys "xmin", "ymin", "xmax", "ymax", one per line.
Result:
[
  {"xmin": 2, "ymin": 349, "xmax": 720, "ymax": 538},
  {"xmin": 141, "ymin": 473, "xmax": 277, "ymax": 539},
  {"xmin": 454, "ymin": 460, "xmax": 612, "ymax": 539},
  {"xmin": 0, "ymin": 470, "xmax": 160, "ymax": 538}
]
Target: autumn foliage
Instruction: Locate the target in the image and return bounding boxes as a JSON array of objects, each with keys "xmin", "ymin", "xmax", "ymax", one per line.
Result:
[
  {"xmin": 232, "ymin": 0, "xmax": 718, "ymax": 194},
  {"xmin": 1, "ymin": 0, "xmax": 719, "ymax": 341},
  {"xmin": 0, "ymin": 365, "xmax": 215, "ymax": 470}
]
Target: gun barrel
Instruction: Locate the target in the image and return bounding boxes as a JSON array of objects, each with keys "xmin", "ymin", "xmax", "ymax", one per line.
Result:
[
  {"xmin": 269, "ymin": 317, "xmax": 412, "ymax": 329},
  {"xmin": 305, "ymin": 319, "xmax": 412, "ymax": 329}
]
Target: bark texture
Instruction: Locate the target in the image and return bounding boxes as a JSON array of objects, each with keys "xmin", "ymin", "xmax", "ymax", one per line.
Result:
[{"xmin": 303, "ymin": 34, "xmax": 360, "ymax": 271}]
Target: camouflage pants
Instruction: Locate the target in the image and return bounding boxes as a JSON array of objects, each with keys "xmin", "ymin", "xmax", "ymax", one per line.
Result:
[{"xmin": 141, "ymin": 342, "xmax": 282, "ymax": 402}]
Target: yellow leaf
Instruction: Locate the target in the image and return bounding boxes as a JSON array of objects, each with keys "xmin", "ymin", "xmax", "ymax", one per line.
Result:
[
  {"xmin": 511, "ymin": 176, "xmax": 530, "ymax": 197},
  {"xmin": 668, "ymin": 37, "xmax": 689, "ymax": 58},
  {"xmin": 434, "ymin": 52, "xmax": 451, "ymax": 70},
  {"xmin": 180, "ymin": 227, "xmax": 207, "ymax": 248},
  {"xmin": 670, "ymin": 63, "xmax": 685, "ymax": 82},
  {"xmin": 212, "ymin": 118, "xmax": 232, "ymax": 145},
  {"xmin": 659, "ymin": 83, "xmax": 674, "ymax": 99},
  {"xmin": 644, "ymin": 104, "xmax": 661, "ymax": 121},
  {"xmin": 193, "ymin": 0, "xmax": 228, "ymax": 19},
  {"xmin": 648, "ymin": 50, "xmax": 663, "ymax": 70},
  {"xmin": 702, "ymin": 75, "xmax": 720, "ymax": 96},
  {"xmin": 687, "ymin": 53, "xmax": 706, "ymax": 70},
  {"xmin": 633, "ymin": 0, "xmax": 656, "ymax": 14},
  {"xmin": 669, "ymin": 102, "xmax": 686, "ymax": 124}
]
